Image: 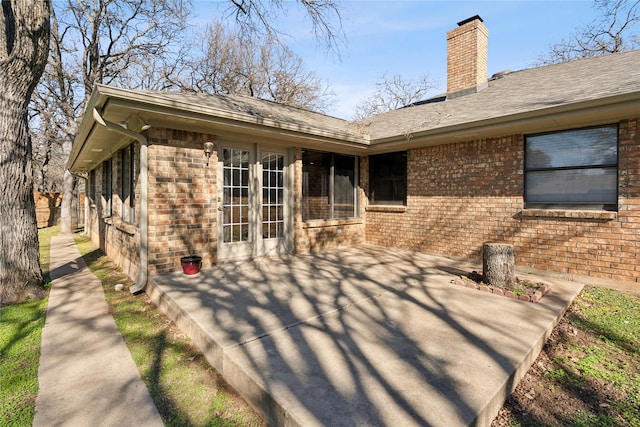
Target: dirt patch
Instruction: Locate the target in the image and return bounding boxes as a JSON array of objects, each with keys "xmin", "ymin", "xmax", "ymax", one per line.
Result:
[{"xmin": 491, "ymin": 290, "xmax": 635, "ymax": 426}]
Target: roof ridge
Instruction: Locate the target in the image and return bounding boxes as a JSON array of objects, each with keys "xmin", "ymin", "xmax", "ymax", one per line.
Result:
[{"xmin": 507, "ymin": 48, "xmax": 640, "ymax": 76}]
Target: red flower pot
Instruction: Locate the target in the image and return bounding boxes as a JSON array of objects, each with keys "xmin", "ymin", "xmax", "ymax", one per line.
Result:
[{"xmin": 180, "ymin": 256, "xmax": 202, "ymax": 275}]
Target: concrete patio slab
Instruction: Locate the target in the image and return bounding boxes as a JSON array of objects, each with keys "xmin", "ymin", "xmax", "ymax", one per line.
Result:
[{"xmin": 148, "ymin": 245, "xmax": 583, "ymax": 426}]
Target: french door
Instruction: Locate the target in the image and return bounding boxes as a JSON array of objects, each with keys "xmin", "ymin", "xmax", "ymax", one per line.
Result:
[{"xmin": 217, "ymin": 143, "xmax": 291, "ymax": 261}]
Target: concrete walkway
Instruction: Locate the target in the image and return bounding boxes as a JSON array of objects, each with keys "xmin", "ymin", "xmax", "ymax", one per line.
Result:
[
  {"xmin": 148, "ymin": 245, "xmax": 584, "ymax": 427},
  {"xmin": 34, "ymin": 235, "xmax": 163, "ymax": 427}
]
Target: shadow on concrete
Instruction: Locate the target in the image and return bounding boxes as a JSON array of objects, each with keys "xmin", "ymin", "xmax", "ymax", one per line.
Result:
[{"xmin": 148, "ymin": 244, "xmax": 582, "ymax": 427}]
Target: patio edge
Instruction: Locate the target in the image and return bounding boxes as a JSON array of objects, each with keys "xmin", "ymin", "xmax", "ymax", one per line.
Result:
[
  {"xmin": 472, "ymin": 281, "xmax": 584, "ymax": 426},
  {"xmin": 146, "ymin": 276, "xmax": 297, "ymax": 426}
]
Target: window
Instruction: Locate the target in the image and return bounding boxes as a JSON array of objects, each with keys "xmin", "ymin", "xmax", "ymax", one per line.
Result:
[
  {"xmin": 121, "ymin": 145, "xmax": 136, "ymax": 223},
  {"xmin": 369, "ymin": 151, "xmax": 407, "ymax": 205},
  {"xmin": 525, "ymin": 125, "xmax": 618, "ymax": 210},
  {"xmin": 103, "ymin": 158, "xmax": 112, "ymax": 217},
  {"xmin": 221, "ymin": 148, "xmax": 250, "ymax": 243},
  {"xmin": 89, "ymin": 169, "xmax": 96, "ymax": 204},
  {"xmin": 262, "ymin": 152, "xmax": 284, "ymax": 239},
  {"xmin": 302, "ymin": 150, "xmax": 358, "ymax": 220}
]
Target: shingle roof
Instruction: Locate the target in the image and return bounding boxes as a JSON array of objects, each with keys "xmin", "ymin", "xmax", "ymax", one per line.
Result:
[
  {"xmin": 365, "ymin": 50, "xmax": 640, "ymax": 142},
  {"xmin": 77, "ymin": 49, "xmax": 640, "ymax": 168},
  {"xmin": 128, "ymin": 88, "xmax": 367, "ymax": 142}
]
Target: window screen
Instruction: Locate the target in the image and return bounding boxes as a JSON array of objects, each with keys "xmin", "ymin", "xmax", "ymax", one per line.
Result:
[
  {"xmin": 103, "ymin": 158, "xmax": 112, "ymax": 217},
  {"xmin": 369, "ymin": 151, "xmax": 407, "ymax": 205},
  {"xmin": 525, "ymin": 125, "xmax": 618, "ymax": 210},
  {"xmin": 121, "ymin": 145, "xmax": 136, "ymax": 223}
]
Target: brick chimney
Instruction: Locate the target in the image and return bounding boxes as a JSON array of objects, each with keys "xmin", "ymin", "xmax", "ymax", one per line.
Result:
[{"xmin": 446, "ymin": 15, "xmax": 488, "ymax": 97}]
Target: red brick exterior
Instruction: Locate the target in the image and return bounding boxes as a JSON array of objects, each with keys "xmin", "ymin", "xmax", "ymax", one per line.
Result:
[
  {"xmin": 85, "ymin": 118, "xmax": 639, "ymax": 286},
  {"xmin": 85, "ymin": 141, "xmax": 141, "ymax": 279},
  {"xmin": 366, "ymin": 118, "xmax": 640, "ymax": 283},
  {"xmin": 85, "ymin": 128, "xmax": 217, "ymax": 278},
  {"xmin": 146, "ymin": 129, "xmax": 217, "ymax": 275}
]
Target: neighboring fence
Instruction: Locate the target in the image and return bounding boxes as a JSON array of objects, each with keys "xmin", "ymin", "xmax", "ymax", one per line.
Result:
[
  {"xmin": 34, "ymin": 192, "xmax": 86, "ymax": 228},
  {"xmin": 35, "ymin": 192, "xmax": 63, "ymax": 228}
]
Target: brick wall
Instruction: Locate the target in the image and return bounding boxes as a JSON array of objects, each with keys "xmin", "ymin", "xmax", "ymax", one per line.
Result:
[
  {"xmin": 87, "ymin": 134, "xmax": 368, "ymax": 276},
  {"xmin": 146, "ymin": 128, "xmax": 217, "ymax": 275},
  {"xmin": 103, "ymin": 221, "xmax": 140, "ymax": 279},
  {"xmin": 85, "ymin": 144, "xmax": 142, "ymax": 280},
  {"xmin": 366, "ymin": 119, "xmax": 640, "ymax": 283},
  {"xmin": 83, "ymin": 118, "xmax": 638, "ymax": 283},
  {"xmin": 85, "ymin": 128, "xmax": 216, "ymax": 277}
]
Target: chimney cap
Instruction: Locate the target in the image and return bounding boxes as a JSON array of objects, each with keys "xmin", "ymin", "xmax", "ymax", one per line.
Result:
[{"xmin": 457, "ymin": 15, "xmax": 483, "ymax": 27}]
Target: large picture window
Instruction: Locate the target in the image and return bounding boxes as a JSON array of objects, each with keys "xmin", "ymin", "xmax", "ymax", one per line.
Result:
[
  {"xmin": 302, "ymin": 150, "xmax": 358, "ymax": 220},
  {"xmin": 525, "ymin": 125, "xmax": 618, "ymax": 210},
  {"xmin": 369, "ymin": 151, "xmax": 407, "ymax": 205}
]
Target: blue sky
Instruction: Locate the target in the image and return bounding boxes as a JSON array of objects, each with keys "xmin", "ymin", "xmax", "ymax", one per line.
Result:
[{"xmin": 194, "ymin": 1, "xmax": 599, "ymax": 119}]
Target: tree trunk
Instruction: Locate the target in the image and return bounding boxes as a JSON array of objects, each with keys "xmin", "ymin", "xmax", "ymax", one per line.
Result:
[
  {"xmin": 0, "ymin": 1, "xmax": 50, "ymax": 304},
  {"xmin": 60, "ymin": 169, "xmax": 78, "ymax": 233},
  {"xmin": 60, "ymin": 118, "xmax": 78, "ymax": 233},
  {"xmin": 482, "ymin": 243, "xmax": 516, "ymax": 290}
]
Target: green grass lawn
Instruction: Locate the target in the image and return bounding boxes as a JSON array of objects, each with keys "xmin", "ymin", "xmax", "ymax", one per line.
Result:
[
  {"xmin": 562, "ymin": 286, "xmax": 640, "ymax": 425},
  {"xmin": 0, "ymin": 226, "xmax": 57, "ymax": 426},
  {"xmin": 2, "ymin": 226, "xmax": 638, "ymax": 427},
  {"xmin": 497, "ymin": 285, "xmax": 640, "ymax": 426},
  {"xmin": 0, "ymin": 228, "xmax": 261, "ymax": 427},
  {"xmin": 74, "ymin": 235, "xmax": 264, "ymax": 426}
]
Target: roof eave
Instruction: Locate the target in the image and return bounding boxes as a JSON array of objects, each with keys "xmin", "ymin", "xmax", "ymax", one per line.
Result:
[
  {"xmin": 107, "ymin": 97, "xmax": 369, "ymax": 146},
  {"xmin": 367, "ymin": 92, "xmax": 640, "ymax": 154},
  {"xmin": 68, "ymin": 85, "xmax": 370, "ymax": 172},
  {"xmin": 68, "ymin": 86, "xmax": 640, "ymax": 169},
  {"xmin": 67, "ymin": 87, "xmax": 112, "ymax": 172}
]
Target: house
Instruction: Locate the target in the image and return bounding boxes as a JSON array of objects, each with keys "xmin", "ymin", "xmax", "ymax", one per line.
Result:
[{"xmin": 68, "ymin": 16, "xmax": 640, "ymax": 293}]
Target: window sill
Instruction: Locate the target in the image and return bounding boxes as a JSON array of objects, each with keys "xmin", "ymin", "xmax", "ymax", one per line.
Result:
[
  {"xmin": 104, "ymin": 217, "xmax": 138, "ymax": 234},
  {"xmin": 303, "ymin": 218, "xmax": 363, "ymax": 228},
  {"xmin": 366, "ymin": 205, "xmax": 407, "ymax": 213},
  {"xmin": 521, "ymin": 209, "xmax": 617, "ymax": 221}
]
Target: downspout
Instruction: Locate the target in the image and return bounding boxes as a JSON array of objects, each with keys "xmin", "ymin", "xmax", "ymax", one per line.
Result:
[{"xmin": 92, "ymin": 108, "xmax": 149, "ymax": 294}]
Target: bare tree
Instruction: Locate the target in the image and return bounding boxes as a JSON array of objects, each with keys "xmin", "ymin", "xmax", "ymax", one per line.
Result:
[
  {"xmin": 224, "ymin": 0, "xmax": 344, "ymax": 52},
  {"xmin": 0, "ymin": 0, "xmax": 50, "ymax": 304},
  {"xmin": 1, "ymin": 0, "xmax": 341, "ymax": 303},
  {"xmin": 539, "ymin": 0, "xmax": 640, "ymax": 65},
  {"xmin": 33, "ymin": 0, "xmax": 343, "ymax": 229},
  {"xmin": 31, "ymin": 109, "xmax": 66, "ymax": 192},
  {"xmin": 169, "ymin": 23, "xmax": 333, "ymax": 112},
  {"xmin": 352, "ymin": 74, "xmax": 437, "ymax": 120},
  {"xmin": 30, "ymin": 0, "xmax": 190, "ymax": 233}
]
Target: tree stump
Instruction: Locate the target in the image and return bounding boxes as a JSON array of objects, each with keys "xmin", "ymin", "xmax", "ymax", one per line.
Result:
[{"xmin": 482, "ymin": 243, "xmax": 516, "ymax": 289}]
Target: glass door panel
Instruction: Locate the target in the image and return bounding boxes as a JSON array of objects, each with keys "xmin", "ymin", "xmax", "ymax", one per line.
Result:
[
  {"xmin": 262, "ymin": 153, "xmax": 284, "ymax": 239},
  {"xmin": 218, "ymin": 144, "xmax": 290, "ymax": 261},
  {"xmin": 222, "ymin": 148, "xmax": 250, "ymax": 243},
  {"xmin": 218, "ymin": 146, "xmax": 255, "ymax": 261}
]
